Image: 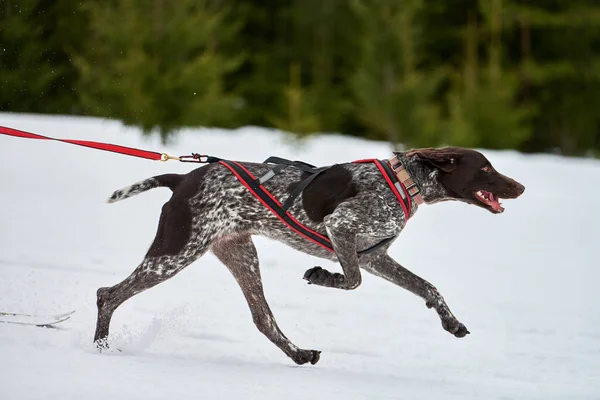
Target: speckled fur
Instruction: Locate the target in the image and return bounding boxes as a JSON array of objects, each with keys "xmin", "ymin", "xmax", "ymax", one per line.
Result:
[
  {"xmin": 94, "ymin": 148, "xmax": 525, "ymax": 365},
  {"xmin": 107, "ymin": 178, "xmax": 160, "ymax": 203}
]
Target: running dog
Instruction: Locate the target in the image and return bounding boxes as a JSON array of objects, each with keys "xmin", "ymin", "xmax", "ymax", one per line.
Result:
[{"xmin": 94, "ymin": 147, "xmax": 525, "ymax": 365}]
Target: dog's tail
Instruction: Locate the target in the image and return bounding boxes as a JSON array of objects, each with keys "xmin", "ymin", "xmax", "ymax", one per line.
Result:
[{"xmin": 107, "ymin": 174, "xmax": 184, "ymax": 203}]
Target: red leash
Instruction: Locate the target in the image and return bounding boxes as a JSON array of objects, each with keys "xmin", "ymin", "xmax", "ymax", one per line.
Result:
[{"xmin": 0, "ymin": 125, "xmax": 205, "ymax": 163}]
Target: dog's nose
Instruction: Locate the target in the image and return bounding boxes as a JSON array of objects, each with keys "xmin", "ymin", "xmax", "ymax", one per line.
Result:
[{"xmin": 515, "ymin": 182, "xmax": 525, "ymax": 195}]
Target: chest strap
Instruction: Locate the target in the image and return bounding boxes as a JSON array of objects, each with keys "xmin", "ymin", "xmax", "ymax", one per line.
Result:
[{"xmin": 353, "ymin": 159, "xmax": 413, "ymax": 221}]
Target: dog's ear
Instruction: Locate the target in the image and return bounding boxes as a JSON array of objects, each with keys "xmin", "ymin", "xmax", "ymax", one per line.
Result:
[{"xmin": 406, "ymin": 148, "xmax": 460, "ymax": 173}]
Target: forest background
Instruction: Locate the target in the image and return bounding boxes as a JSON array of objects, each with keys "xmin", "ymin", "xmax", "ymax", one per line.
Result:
[{"xmin": 2, "ymin": 0, "xmax": 599, "ymax": 156}]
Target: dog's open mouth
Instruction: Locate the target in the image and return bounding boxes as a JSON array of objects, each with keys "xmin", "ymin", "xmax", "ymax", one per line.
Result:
[{"xmin": 474, "ymin": 190, "xmax": 504, "ymax": 213}]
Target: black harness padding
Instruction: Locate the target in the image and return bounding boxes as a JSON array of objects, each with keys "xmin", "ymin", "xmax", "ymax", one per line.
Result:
[
  {"xmin": 263, "ymin": 156, "xmax": 320, "ymax": 173},
  {"xmin": 260, "ymin": 156, "xmax": 329, "ymax": 212}
]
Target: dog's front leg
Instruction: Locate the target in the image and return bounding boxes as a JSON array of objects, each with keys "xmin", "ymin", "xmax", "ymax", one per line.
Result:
[
  {"xmin": 303, "ymin": 225, "xmax": 361, "ymax": 290},
  {"xmin": 362, "ymin": 254, "xmax": 470, "ymax": 338},
  {"xmin": 303, "ymin": 195, "xmax": 399, "ymax": 290}
]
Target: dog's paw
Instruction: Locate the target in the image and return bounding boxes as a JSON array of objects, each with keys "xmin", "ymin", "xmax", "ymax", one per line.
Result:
[
  {"xmin": 291, "ymin": 349, "xmax": 321, "ymax": 365},
  {"xmin": 95, "ymin": 338, "xmax": 110, "ymax": 352},
  {"xmin": 442, "ymin": 318, "xmax": 470, "ymax": 338},
  {"xmin": 94, "ymin": 339, "xmax": 123, "ymax": 354},
  {"xmin": 303, "ymin": 266, "xmax": 323, "ymax": 283},
  {"xmin": 303, "ymin": 266, "xmax": 334, "ymax": 286}
]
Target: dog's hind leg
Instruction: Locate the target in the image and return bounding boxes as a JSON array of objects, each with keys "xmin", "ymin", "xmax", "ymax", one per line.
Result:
[
  {"xmin": 94, "ymin": 197, "xmax": 210, "ymax": 346},
  {"xmin": 211, "ymin": 234, "xmax": 321, "ymax": 365},
  {"xmin": 93, "ymin": 251, "xmax": 205, "ymax": 346}
]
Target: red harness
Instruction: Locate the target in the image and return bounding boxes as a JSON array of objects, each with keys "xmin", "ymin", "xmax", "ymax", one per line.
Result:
[
  {"xmin": 217, "ymin": 157, "xmax": 415, "ymax": 256},
  {"xmin": 352, "ymin": 159, "xmax": 413, "ymax": 221}
]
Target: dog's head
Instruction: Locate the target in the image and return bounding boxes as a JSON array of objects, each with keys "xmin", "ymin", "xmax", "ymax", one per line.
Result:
[{"xmin": 404, "ymin": 147, "xmax": 525, "ymax": 214}]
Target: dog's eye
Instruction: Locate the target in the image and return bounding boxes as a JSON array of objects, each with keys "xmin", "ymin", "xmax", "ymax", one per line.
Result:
[{"xmin": 481, "ymin": 165, "xmax": 492, "ymax": 173}]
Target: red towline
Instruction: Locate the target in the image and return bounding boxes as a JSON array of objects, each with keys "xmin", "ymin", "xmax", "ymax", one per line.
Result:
[{"xmin": 0, "ymin": 125, "xmax": 193, "ymax": 162}]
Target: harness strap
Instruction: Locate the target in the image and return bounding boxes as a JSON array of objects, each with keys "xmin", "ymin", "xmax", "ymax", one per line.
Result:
[
  {"xmin": 263, "ymin": 156, "xmax": 320, "ymax": 173},
  {"xmin": 353, "ymin": 159, "xmax": 413, "ymax": 220},
  {"xmin": 281, "ymin": 167, "xmax": 328, "ymax": 211},
  {"xmin": 218, "ymin": 160, "xmax": 336, "ymax": 253},
  {"xmin": 353, "ymin": 236, "xmax": 394, "ymax": 256},
  {"xmin": 258, "ymin": 163, "xmax": 287, "ymax": 184},
  {"xmin": 258, "ymin": 156, "xmax": 328, "ymax": 211},
  {"xmin": 375, "ymin": 159, "xmax": 412, "ymax": 219},
  {"xmin": 388, "ymin": 156, "xmax": 424, "ymax": 205},
  {"xmin": 219, "ymin": 159, "xmax": 394, "ymax": 257}
]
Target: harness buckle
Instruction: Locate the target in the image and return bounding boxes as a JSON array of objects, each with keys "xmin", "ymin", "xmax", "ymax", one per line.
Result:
[{"xmin": 405, "ymin": 182, "xmax": 420, "ymax": 194}]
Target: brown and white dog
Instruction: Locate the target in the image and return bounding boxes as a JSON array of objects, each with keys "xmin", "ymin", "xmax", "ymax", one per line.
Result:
[{"xmin": 94, "ymin": 147, "xmax": 525, "ymax": 365}]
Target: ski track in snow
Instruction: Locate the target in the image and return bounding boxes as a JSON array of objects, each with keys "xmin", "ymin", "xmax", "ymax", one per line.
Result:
[{"xmin": 1, "ymin": 113, "xmax": 599, "ymax": 399}]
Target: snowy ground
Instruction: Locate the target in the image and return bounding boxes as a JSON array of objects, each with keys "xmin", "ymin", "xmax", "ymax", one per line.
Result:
[{"xmin": 0, "ymin": 113, "xmax": 599, "ymax": 400}]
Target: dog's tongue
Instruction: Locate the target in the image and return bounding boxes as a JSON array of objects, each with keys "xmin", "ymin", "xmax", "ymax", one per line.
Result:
[
  {"xmin": 479, "ymin": 191, "xmax": 504, "ymax": 213},
  {"xmin": 489, "ymin": 194, "xmax": 504, "ymax": 212}
]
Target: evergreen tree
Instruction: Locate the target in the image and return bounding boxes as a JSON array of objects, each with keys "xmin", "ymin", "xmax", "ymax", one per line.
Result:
[
  {"xmin": 0, "ymin": 0, "xmax": 84, "ymax": 113},
  {"xmin": 349, "ymin": 0, "xmax": 443, "ymax": 149},
  {"xmin": 239, "ymin": 0, "xmax": 357, "ymax": 135},
  {"xmin": 268, "ymin": 63, "xmax": 322, "ymax": 135},
  {"xmin": 2, "ymin": 0, "xmax": 600, "ymax": 156},
  {"xmin": 513, "ymin": 0, "xmax": 600, "ymax": 154},
  {"xmin": 74, "ymin": 0, "xmax": 244, "ymax": 142},
  {"xmin": 444, "ymin": 0, "xmax": 533, "ymax": 149}
]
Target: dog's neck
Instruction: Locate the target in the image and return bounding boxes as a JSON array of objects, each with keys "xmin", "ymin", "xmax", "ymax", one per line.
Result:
[{"xmin": 393, "ymin": 152, "xmax": 452, "ymax": 204}]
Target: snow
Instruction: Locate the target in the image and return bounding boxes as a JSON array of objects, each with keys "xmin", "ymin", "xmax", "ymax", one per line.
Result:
[{"xmin": 1, "ymin": 112, "xmax": 599, "ymax": 399}]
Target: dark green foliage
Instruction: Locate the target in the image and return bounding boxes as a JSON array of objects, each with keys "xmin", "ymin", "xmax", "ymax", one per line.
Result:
[
  {"xmin": 1, "ymin": 0, "xmax": 599, "ymax": 155},
  {"xmin": 0, "ymin": 0, "xmax": 85, "ymax": 114},
  {"xmin": 349, "ymin": 0, "xmax": 445, "ymax": 149},
  {"xmin": 72, "ymin": 0, "xmax": 244, "ymax": 142}
]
